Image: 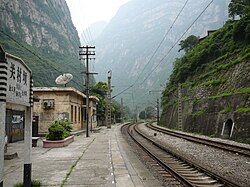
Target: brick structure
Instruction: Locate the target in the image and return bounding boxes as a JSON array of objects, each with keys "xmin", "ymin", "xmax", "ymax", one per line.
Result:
[{"xmin": 33, "ymin": 87, "xmax": 98, "ymax": 135}]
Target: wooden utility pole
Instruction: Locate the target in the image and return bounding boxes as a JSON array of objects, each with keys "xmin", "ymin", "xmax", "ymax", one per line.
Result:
[{"xmin": 79, "ymin": 45, "xmax": 95, "ymax": 137}]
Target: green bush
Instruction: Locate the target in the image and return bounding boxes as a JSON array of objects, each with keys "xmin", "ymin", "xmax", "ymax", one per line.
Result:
[
  {"xmin": 46, "ymin": 120, "xmax": 72, "ymax": 140},
  {"xmin": 220, "ymin": 106, "xmax": 233, "ymax": 113},
  {"xmin": 14, "ymin": 180, "xmax": 41, "ymax": 187},
  {"xmin": 54, "ymin": 120, "xmax": 72, "ymax": 132}
]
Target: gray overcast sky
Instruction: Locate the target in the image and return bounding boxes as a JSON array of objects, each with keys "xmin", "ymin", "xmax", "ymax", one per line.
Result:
[{"xmin": 65, "ymin": 0, "xmax": 130, "ymax": 34}]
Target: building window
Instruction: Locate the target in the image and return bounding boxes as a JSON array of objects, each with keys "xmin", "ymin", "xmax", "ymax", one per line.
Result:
[
  {"xmin": 71, "ymin": 105, "xmax": 74, "ymax": 123},
  {"xmin": 78, "ymin": 107, "xmax": 81, "ymax": 123},
  {"xmin": 83, "ymin": 108, "xmax": 87, "ymax": 121},
  {"xmin": 75, "ymin": 106, "xmax": 77, "ymax": 123}
]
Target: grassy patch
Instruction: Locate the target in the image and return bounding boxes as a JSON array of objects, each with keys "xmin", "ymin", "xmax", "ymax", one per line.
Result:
[
  {"xmin": 220, "ymin": 106, "xmax": 233, "ymax": 113},
  {"xmin": 195, "ymin": 79, "xmax": 224, "ymax": 88},
  {"xmin": 208, "ymin": 87, "xmax": 250, "ymax": 99},
  {"xmin": 191, "ymin": 109, "xmax": 206, "ymax": 116},
  {"xmin": 238, "ymin": 87, "xmax": 250, "ymax": 94},
  {"xmin": 13, "ymin": 180, "xmax": 41, "ymax": 187},
  {"xmin": 209, "ymin": 92, "xmax": 233, "ymax": 99},
  {"xmin": 235, "ymin": 107, "xmax": 250, "ymax": 113}
]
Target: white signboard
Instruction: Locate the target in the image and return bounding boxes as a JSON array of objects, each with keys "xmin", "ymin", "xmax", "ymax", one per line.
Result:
[{"xmin": 6, "ymin": 54, "xmax": 31, "ymax": 106}]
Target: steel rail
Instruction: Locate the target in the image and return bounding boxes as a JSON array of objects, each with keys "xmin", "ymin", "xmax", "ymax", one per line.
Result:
[
  {"xmin": 133, "ymin": 123, "xmax": 240, "ymax": 187},
  {"xmin": 124, "ymin": 123, "xmax": 194, "ymax": 186},
  {"xmin": 147, "ymin": 123, "xmax": 250, "ymax": 157}
]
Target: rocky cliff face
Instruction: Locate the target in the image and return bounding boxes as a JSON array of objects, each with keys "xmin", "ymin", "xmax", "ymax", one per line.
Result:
[
  {"xmin": 160, "ymin": 15, "xmax": 250, "ymax": 141},
  {"xmin": 0, "ymin": 0, "xmax": 83, "ymax": 89},
  {"xmin": 0, "ymin": 0, "xmax": 79, "ymax": 55},
  {"xmin": 94, "ymin": 0, "xmax": 229, "ymax": 105}
]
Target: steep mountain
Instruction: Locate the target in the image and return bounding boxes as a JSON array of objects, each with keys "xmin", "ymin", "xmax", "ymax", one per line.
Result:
[
  {"xmin": 161, "ymin": 14, "xmax": 250, "ymax": 142},
  {"xmin": 0, "ymin": 0, "xmax": 83, "ymax": 89},
  {"xmin": 94, "ymin": 0, "xmax": 229, "ymax": 107}
]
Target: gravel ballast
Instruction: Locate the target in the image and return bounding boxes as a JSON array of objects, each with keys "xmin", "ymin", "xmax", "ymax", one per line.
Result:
[{"xmin": 138, "ymin": 123, "xmax": 250, "ymax": 187}]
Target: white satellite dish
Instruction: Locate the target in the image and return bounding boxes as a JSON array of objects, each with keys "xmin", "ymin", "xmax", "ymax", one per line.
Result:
[{"xmin": 55, "ymin": 73, "xmax": 73, "ymax": 86}]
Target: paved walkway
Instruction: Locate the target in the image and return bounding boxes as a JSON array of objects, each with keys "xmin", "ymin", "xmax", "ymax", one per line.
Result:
[{"xmin": 4, "ymin": 124, "xmax": 162, "ymax": 187}]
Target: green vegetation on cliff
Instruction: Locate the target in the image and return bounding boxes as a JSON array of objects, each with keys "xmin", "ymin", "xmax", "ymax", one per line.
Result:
[
  {"xmin": 162, "ymin": 14, "xmax": 250, "ymax": 107},
  {"xmin": 0, "ymin": 0, "xmax": 84, "ymax": 90},
  {"xmin": 0, "ymin": 32, "xmax": 83, "ymax": 90}
]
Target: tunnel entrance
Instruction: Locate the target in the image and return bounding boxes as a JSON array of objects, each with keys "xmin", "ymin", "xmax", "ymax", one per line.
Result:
[{"xmin": 221, "ymin": 119, "xmax": 234, "ymax": 138}]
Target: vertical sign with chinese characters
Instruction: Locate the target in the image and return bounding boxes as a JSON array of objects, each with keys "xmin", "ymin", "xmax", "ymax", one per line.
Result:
[{"xmin": 6, "ymin": 54, "xmax": 31, "ymax": 106}]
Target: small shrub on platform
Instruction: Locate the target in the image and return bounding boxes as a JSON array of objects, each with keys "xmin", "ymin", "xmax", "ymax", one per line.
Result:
[{"xmin": 46, "ymin": 120, "xmax": 73, "ymax": 140}]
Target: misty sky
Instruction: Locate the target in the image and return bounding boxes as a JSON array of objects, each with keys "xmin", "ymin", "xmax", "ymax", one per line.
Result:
[{"xmin": 65, "ymin": 0, "xmax": 130, "ymax": 34}]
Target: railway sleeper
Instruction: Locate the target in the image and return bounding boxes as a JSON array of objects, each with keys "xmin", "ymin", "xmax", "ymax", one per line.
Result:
[
  {"xmin": 170, "ymin": 165, "xmax": 193, "ymax": 169},
  {"xmin": 181, "ymin": 173, "xmax": 205, "ymax": 177},
  {"xmin": 159, "ymin": 173, "xmax": 172, "ymax": 177},
  {"xmin": 191, "ymin": 179, "xmax": 219, "ymax": 185},
  {"xmin": 194, "ymin": 184, "xmax": 224, "ymax": 187},
  {"xmin": 184, "ymin": 176, "xmax": 211, "ymax": 181},
  {"xmin": 161, "ymin": 160, "xmax": 179, "ymax": 164},
  {"xmin": 175, "ymin": 167, "xmax": 197, "ymax": 171}
]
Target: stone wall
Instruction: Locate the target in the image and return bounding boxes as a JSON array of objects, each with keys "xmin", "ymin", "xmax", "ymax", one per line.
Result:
[{"xmin": 161, "ymin": 93, "xmax": 250, "ymax": 140}]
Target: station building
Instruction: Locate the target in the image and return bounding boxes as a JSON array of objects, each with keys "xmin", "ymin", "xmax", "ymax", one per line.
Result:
[{"xmin": 33, "ymin": 87, "xmax": 99, "ymax": 135}]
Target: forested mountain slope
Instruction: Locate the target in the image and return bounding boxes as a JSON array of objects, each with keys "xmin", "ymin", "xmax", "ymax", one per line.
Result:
[
  {"xmin": 161, "ymin": 13, "xmax": 250, "ymax": 141},
  {"xmin": 0, "ymin": 0, "xmax": 83, "ymax": 89}
]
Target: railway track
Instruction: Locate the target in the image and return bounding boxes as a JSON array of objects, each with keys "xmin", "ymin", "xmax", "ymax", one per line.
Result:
[
  {"xmin": 122, "ymin": 123, "xmax": 240, "ymax": 187},
  {"xmin": 147, "ymin": 123, "xmax": 250, "ymax": 157}
]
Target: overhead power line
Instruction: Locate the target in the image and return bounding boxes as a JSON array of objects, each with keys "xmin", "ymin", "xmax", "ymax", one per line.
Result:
[
  {"xmin": 140, "ymin": 0, "xmax": 214, "ymax": 85},
  {"xmin": 133, "ymin": 0, "xmax": 190, "ymax": 85},
  {"xmin": 0, "ymin": 30, "xmax": 83, "ymax": 88},
  {"xmin": 112, "ymin": 0, "xmax": 191, "ymax": 99}
]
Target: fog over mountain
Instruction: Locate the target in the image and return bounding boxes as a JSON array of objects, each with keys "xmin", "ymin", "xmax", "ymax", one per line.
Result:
[
  {"xmin": 92, "ymin": 0, "xmax": 229, "ymax": 108},
  {"xmin": 80, "ymin": 21, "xmax": 107, "ymax": 45}
]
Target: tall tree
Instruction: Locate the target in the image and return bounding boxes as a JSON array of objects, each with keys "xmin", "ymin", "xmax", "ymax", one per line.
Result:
[
  {"xmin": 178, "ymin": 35, "xmax": 199, "ymax": 53},
  {"xmin": 91, "ymin": 81, "xmax": 123, "ymax": 124},
  {"xmin": 228, "ymin": 0, "xmax": 250, "ymax": 19},
  {"xmin": 91, "ymin": 82, "xmax": 108, "ymax": 125}
]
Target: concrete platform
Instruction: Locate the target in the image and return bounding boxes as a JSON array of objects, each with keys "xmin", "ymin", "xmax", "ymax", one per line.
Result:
[{"xmin": 3, "ymin": 124, "xmax": 162, "ymax": 187}]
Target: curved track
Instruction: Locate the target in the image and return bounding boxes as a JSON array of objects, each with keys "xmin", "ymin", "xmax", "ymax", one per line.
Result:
[
  {"xmin": 122, "ymin": 123, "xmax": 240, "ymax": 187},
  {"xmin": 147, "ymin": 123, "xmax": 250, "ymax": 157}
]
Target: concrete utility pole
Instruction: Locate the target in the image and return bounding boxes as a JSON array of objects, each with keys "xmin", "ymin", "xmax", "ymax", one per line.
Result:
[
  {"xmin": 24, "ymin": 106, "xmax": 33, "ymax": 187},
  {"xmin": 157, "ymin": 98, "xmax": 160, "ymax": 125},
  {"xmin": 106, "ymin": 70, "xmax": 112, "ymax": 128},
  {"xmin": 121, "ymin": 98, "xmax": 124, "ymax": 124},
  {"xmin": 149, "ymin": 90, "xmax": 162, "ymax": 125},
  {"xmin": 135, "ymin": 105, "xmax": 138, "ymax": 123},
  {"xmin": 178, "ymin": 83, "xmax": 182, "ymax": 131},
  {"xmin": 79, "ymin": 45, "xmax": 95, "ymax": 137}
]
